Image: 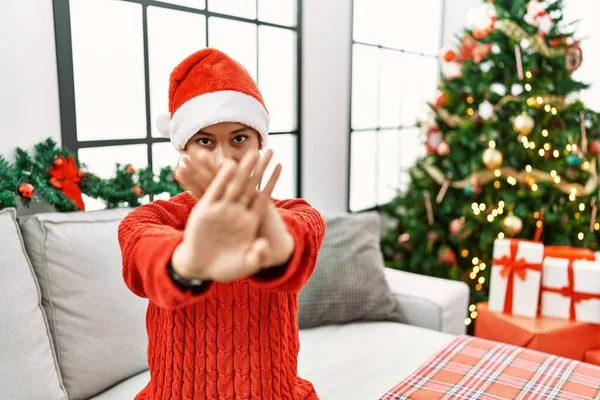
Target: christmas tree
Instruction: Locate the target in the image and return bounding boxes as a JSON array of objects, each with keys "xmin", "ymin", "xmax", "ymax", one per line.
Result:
[{"xmin": 380, "ymin": 0, "xmax": 600, "ymax": 326}]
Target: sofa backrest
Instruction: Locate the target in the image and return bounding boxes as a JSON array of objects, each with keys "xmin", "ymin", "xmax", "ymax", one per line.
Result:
[
  {"xmin": 18, "ymin": 208, "xmax": 149, "ymax": 400},
  {"xmin": 0, "ymin": 209, "xmax": 68, "ymax": 400}
]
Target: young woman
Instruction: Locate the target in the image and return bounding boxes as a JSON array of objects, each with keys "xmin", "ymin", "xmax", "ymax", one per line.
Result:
[{"xmin": 118, "ymin": 48, "xmax": 325, "ymax": 399}]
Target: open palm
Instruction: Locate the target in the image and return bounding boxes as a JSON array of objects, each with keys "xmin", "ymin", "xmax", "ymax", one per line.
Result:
[{"xmin": 172, "ymin": 152, "xmax": 283, "ymax": 282}]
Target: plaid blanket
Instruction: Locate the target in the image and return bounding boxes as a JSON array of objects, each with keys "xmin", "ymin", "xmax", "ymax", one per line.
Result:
[{"xmin": 381, "ymin": 335, "xmax": 600, "ymax": 400}]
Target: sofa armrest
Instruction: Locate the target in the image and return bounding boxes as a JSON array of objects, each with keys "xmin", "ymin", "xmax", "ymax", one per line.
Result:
[{"xmin": 384, "ymin": 268, "xmax": 469, "ymax": 335}]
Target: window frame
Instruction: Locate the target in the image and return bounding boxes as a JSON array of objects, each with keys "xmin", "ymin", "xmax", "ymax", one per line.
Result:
[
  {"xmin": 53, "ymin": 0, "xmax": 303, "ymax": 198},
  {"xmin": 347, "ymin": 0, "xmax": 446, "ymax": 212}
]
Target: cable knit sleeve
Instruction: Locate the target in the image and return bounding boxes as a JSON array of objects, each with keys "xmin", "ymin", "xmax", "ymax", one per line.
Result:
[
  {"xmin": 249, "ymin": 199, "xmax": 326, "ymax": 293},
  {"xmin": 117, "ymin": 196, "xmax": 212, "ymax": 309}
]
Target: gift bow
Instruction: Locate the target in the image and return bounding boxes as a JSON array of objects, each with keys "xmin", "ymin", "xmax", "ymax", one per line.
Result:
[
  {"xmin": 541, "ymin": 258, "xmax": 600, "ymax": 321},
  {"xmin": 493, "ymin": 240, "xmax": 541, "ymax": 315}
]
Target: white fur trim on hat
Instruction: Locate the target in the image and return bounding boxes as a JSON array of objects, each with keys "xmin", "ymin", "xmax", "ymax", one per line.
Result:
[
  {"xmin": 156, "ymin": 112, "xmax": 171, "ymax": 138},
  {"xmin": 157, "ymin": 90, "xmax": 270, "ymax": 151}
]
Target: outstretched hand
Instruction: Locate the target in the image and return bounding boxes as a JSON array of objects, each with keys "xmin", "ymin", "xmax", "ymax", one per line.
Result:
[{"xmin": 171, "ymin": 150, "xmax": 294, "ymax": 283}]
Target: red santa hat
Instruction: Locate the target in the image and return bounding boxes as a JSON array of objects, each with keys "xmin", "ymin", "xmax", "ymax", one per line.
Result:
[{"xmin": 156, "ymin": 48, "xmax": 270, "ymax": 151}]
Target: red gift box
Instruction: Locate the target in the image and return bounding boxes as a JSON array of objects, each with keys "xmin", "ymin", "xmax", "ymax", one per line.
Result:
[
  {"xmin": 474, "ymin": 302, "xmax": 600, "ymax": 362},
  {"xmin": 585, "ymin": 349, "xmax": 600, "ymax": 366}
]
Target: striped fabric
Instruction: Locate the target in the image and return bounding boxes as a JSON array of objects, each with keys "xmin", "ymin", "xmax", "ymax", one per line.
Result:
[{"xmin": 381, "ymin": 335, "xmax": 600, "ymax": 400}]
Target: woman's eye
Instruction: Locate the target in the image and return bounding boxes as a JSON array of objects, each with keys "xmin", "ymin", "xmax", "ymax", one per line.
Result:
[
  {"xmin": 197, "ymin": 138, "xmax": 211, "ymax": 145},
  {"xmin": 233, "ymin": 135, "xmax": 248, "ymax": 144}
]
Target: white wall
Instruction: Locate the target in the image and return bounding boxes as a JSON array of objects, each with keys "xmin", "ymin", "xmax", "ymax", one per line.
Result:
[
  {"xmin": 562, "ymin": 0, "xmax": 600, "ymax": 111},
  {"xmin": 0, "ymin": 0, "xmax": 62, "ymax": 161},
  {"xmin": 301, "ymin": 0, "xmax": 352, "ymax": 213}
]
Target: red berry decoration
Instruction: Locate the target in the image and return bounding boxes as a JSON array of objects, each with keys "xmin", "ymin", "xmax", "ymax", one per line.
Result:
[
  {"xmin": 438, "ymin": 247, "xmax": 457, "ymax": 266},
  {"xmin": 132, "ymin": 186, "xmax": 143, "ymax": 197},
  {"xmin": 588, "ymin": 140, "xmax": 600, "ymax": 156},
  {"xmin": 126, "ymin": 165, "xmax": 136, "ymax": 174},
  {"xmin": 54, "ymin": 157, "xmax": 64, "ymax": 167},
  {"xmin": 18, "ymin": 183, "xmax": 35, "ymax": 200}
]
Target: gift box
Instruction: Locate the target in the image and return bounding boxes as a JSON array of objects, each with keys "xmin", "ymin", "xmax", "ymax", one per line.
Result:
[
  {"xmin": 475, "ymin": 302, "xmax": 600, "ymax": 362},
  {"xmin": 585, "ymin": 349, "xmax": 600, "ymax": 366},
  {"xmin": 540, "ymin": 246, "xmax": 600, "ymax": 324},
  {"xmin": 488, "ymin": 238, "xmax": 544, "ymax": 317}
]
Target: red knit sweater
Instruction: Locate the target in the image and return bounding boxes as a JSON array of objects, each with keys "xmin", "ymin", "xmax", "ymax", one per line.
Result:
[{"xmin": 118, "ymin": 192, "xmax": 325, "ymax": 400}]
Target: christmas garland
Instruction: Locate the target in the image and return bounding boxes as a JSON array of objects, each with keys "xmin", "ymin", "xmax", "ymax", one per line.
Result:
[
  {"xmin": 420, "ymin": 158, "xmax": 598, "ymax": 198},
  {"xmin": 0, "ymin": 138, "xmax": 183, "ymax": 212},
  {"xmin": 495, "ymin": 19, "xmax": 566, "ymax": 58}
]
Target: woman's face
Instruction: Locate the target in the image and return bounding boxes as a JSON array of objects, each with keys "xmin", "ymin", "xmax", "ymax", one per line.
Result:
[{"xmin": 183, "ymin": 122, "xmax": 261, "ymax": 169}]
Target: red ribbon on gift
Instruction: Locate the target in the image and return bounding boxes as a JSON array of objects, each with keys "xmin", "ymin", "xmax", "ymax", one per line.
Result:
[
  {"xmin": 541, "ymin": 258, "xmax": 600, "ymax": 321},
  {"xmin": 493, "ymin": 240, "xmax": 542, "ymax": 315}
]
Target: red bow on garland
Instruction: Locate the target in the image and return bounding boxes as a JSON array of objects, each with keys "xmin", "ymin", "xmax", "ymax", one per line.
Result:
[
  {"xmin": 49, "ymin": 155, "xmax": 85, "ymax": 211},
  {"xmin": 458, "ymin": 35, "xmax": 492, "ymax": 64}
]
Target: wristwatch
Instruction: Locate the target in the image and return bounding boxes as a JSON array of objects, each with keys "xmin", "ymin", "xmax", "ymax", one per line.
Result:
[{"xmin": 166, "ymin": 263, "xmax": 208, "ymax": 294}]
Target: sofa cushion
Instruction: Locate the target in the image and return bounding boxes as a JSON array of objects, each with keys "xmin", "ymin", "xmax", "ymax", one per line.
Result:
[
  {"xmin": 88, "ymin": 370, "xmax": 150, "ymax": 400},
  {"xmin": 298, "ymin": 322, "xmax": 455, "ymax": 399},
  {"xmin": 19, "ymin": 208, "xmax": 148, "ymax": 400},
  {"xmin": 0, "ymin": 208, "xmax": 67, "ymax": 400},
  {"xmin": 297, "ymin": 211, "xmax": 404, "ymax": 329}
]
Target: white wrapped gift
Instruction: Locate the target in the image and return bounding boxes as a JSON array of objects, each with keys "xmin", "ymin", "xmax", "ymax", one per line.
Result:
[
  {"xmin": 488, "ymin": 239, "xmax": 544, "ymax": 317},
  {"xmin": 541, "ymin": 250, "xmax": 600, "ymax": 324}
]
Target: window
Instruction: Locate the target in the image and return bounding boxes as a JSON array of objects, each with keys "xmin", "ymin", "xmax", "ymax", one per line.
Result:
[
  {"xmin": 53, "ymin": 0, "xmax": 301, "ymax": 207},
  {"xmin": 348, "ymin": 0, "xmax": 445, "ymax": 211}
]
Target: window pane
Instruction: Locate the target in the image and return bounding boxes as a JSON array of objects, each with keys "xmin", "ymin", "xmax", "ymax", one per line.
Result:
[
  {"xmin": 379, "ymin": 50, "xmax": 402, "ymax": 128},
  {"xmin": 399, "ymin": 54, "xmax": 439, "ymax": 127},
  {"xmin": 258, "ymin": 0, "xmax": 296, "ymax": 26},
  {"xmin": 353, "ymin": 0, "xmax": 382, "ymax": 44},
  {"xmin": 70, "ymin": 0, "xmax": 146, "ymax": 141},
  {"xmin": 208, "ymin": 0, "xmax": 256, "ymax": 19},
  {"xmin": 350, "ymin": 131, "xmax": 377, "ymax": 211},
  {"xmin": 78, "ymin": 144, "xmax": 148, "ymax": 179},
  {"xmin": 264, "ymin": 134, "xmax": 297, "ymax": 199},
  {"xmin": 398, "ymin": 127, "xmax": 425, "ymax": 192},
  {"xmin": 379, "ymin": 0, "xmax": 442, "ymax": 55},
  {"xmin": 351, "ymin": 44, "xmax": 379, "ymax": 130},
  {"xmin": 160, "ymin": 0, "xmax": 206, "ymax": 9},
  {"xmin": 148, "ymin": 7, "xmax": 207, "ymax": 137},
  {"xmin": 259, "ymin": 26, "xmax": 296, "ymax": 132},
  {"xmin": 152, "ymin": 142, "xmax": 181, "ymax": 174},
  {"xmin": 377, "ymin": 130, "xmax": 400, "ymax": 205},
  {"xmin": 208, "ymin": 17, "xmax": 257, "ymax": 82}
]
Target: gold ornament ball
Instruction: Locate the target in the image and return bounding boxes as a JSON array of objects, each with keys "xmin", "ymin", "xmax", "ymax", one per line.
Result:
[
  {"xmin": 513, "ymin": 113, "xmax": 535, "ymax": 136},
  {"xmin": 482, "ymin": 148, "xmax": 504, "ymax": 170},
  {"xmin": 502, "ymin": 213, "xmax": 523, "ymax": 236}
]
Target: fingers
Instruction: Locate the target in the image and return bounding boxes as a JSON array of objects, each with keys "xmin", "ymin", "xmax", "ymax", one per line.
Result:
[
  {"xmin": 222, "ymin": 152, "xmax": 259, "ymax": 203},
  {"xmin": 201, "ymin": 159, "xmax": 237, "ymax": 203},
  {"xmin": 239, "ymin": 149, "xmax": 274, "ymax": 204},
  {"xmin": 175, "ymin": 155, "xmax": 215, "ymax": 199},
  {"xmin": 243, "ymin": 238, "xmax": 270, "ymax": 272},
  {"xmin": 262, "ymin": 163, "xmax": 282, "ymax": 198}
]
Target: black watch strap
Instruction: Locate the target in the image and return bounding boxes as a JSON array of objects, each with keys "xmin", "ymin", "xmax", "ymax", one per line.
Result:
[{"xmin": 167, "ymin": 263, "xmax": 209, "ymax": 294}]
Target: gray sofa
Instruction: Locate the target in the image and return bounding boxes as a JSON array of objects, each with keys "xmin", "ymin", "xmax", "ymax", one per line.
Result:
[{"xmin": 0, "ymin": 207, "xmax": 469, "ymax": 400}]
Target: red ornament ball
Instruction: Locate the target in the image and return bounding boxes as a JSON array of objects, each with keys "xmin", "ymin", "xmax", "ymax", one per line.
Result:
[
  {"xmin": 18, "ymin": 183, "xmax": 35, "ymax": 200},
  {"xmin": 132, "ymin": 186, "xmax": 142, "ymax": 197},
  {"xmin": 126, "ymin": 164, "xmax": 136, "ymax": 174},
  {"xmin": 438, "ymin": 248, "xmax": 457, "ymax": 266},
  {"xmin": 437, "ymin": 142, "xmax": 451, "ymax": 156},
  {"xmin": 588, "ymin": 140, "xmax": 600, "ymax": 156},
  {"xmin": 54, "ymin": 157, "xmax": 64, "ymax": 167},
  {"xmin": 441, "ymin": 49, "xmax": 457, "ymax": 62}
]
